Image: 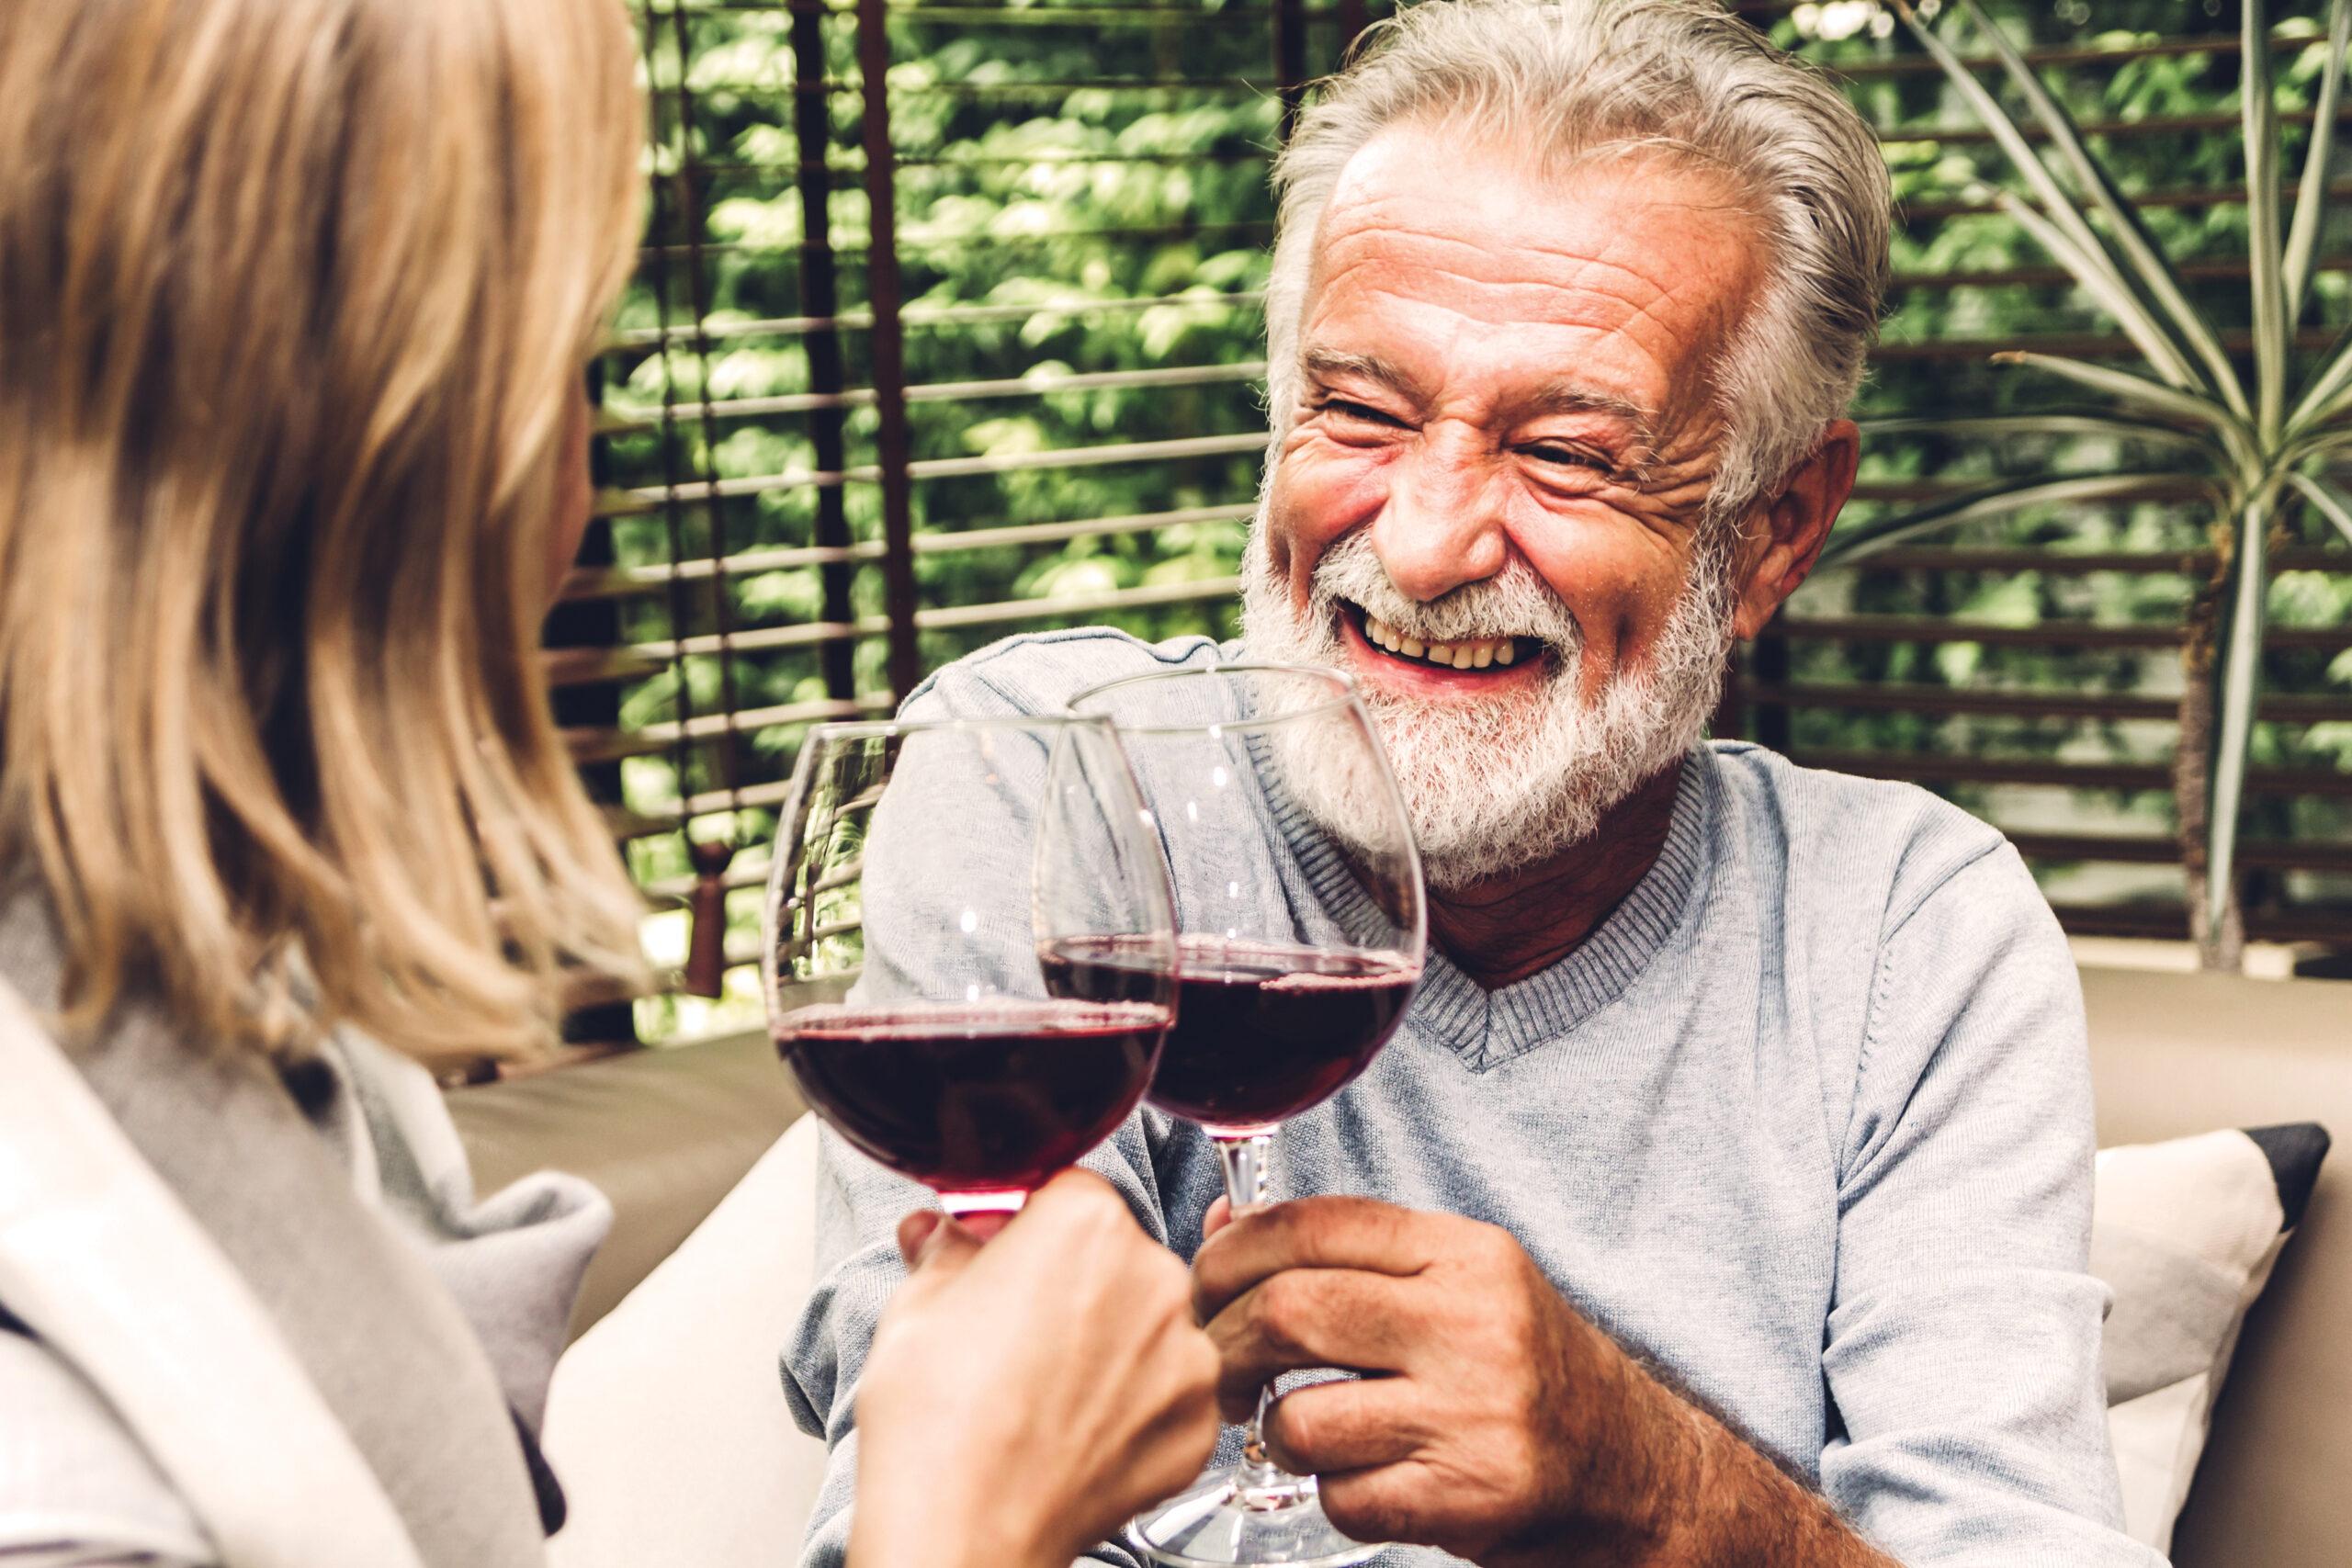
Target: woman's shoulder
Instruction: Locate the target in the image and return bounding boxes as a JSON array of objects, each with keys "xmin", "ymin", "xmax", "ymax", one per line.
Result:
[{"xmin": 0, "ymin": 1312, "xmax": 212, "ymax": 1565}]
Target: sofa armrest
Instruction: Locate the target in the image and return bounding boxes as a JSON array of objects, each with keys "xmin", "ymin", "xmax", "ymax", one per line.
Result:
[
  {"xmin": 447, "ymin": 1032, "xmax": 806, "ymax": 1337},
  {"xmin": 541, "ymin": 1116, "xmax": 831, "ymax": 1568}
]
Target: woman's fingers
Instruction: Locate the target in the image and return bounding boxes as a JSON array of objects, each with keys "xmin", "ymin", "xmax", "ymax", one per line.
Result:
[
  {"xmin": 1109, "ymin": 1325, "xmax": 1223, "ymax": 1512},
  {"xmin": 896, "ymin": 1208, "xmax": 983, "ymax": 1272},
  {"xmin": 860, "ymin": 1167, "xmax": 1224, "ymax": 1566},
  {"xmin": 894, "ymin": 1208, "xmax": 944, "ymax": 1265}
]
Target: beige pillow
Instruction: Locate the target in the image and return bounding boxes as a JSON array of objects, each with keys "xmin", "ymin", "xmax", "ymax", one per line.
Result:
[{"xmin": 2093, "ymin": 1123, "xmax": 2328, "ymax": 1554}]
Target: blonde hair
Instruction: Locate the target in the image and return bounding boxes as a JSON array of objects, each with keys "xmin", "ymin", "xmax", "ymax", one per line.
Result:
[{"xmin": 0, "ymin": 0, "xmax": 650, "ymax": 1065}]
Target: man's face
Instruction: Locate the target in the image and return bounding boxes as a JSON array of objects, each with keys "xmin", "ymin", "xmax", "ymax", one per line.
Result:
[{"xmin": 1242, "ymin": 130, "xmax": 1767, "ymax": 888}]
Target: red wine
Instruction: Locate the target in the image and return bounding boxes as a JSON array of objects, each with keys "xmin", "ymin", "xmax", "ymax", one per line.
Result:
[
  {"xmin": 1041, "ymin": 936, "xmax": 1419, "ymax": 1135},
  {"xmin": 775, "ymin": 1002, "xmax": 1165, "ymax": 1196}
]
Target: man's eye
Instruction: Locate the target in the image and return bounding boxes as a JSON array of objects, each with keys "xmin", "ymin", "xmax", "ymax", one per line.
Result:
[
  {"xmin": 1523, "ymin": 443, "xmax": 1604, "ymax": 470},
  {"xmin": 1318, "ymin": 397, "xmax": 1408, "ymax": 429}
]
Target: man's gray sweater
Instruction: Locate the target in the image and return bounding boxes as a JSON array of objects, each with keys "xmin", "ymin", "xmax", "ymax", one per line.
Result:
[{"xmin": 782, "ymin": 627, "xmax": 2159, "ymax": 1567}]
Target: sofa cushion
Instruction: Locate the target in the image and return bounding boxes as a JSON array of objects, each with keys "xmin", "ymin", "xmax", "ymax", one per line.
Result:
[
  {"xmin": 2080, "ymin": 968, "xmax": 2352, "ymax": 1568},
  {"xmin": 541, "ymin": 1115, "xmax": 827, "ymax": 1568},
  {"xmin": 449, "ymin": 1032, "xmax": 803, "ymax": 1337},
  {"xmin": 2095, "ymin": 1123, "xmax": 2329, "ymax": 1553}
]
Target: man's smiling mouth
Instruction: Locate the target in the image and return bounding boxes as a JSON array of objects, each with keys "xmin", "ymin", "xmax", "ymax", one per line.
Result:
[{"xmin": 1340, "ymin": 599, "xmax": 1541, "ymax": 671}]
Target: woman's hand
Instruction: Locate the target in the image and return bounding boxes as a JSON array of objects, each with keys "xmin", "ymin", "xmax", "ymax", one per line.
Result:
[{"xmin": 848, "ymin": 1170, "xmax": 1220, "ymax": 1568}]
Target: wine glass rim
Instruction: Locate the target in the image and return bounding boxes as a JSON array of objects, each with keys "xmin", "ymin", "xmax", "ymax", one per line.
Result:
[
  {"xmin": 797, "ymin": 711, "xmax": 1121, "ymax": 745},
  {"xmin": 1065, "ymin": 660, "xmax": 1363, "ymax": 734}
]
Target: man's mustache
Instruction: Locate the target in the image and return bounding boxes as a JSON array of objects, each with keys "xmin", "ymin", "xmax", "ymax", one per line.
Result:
[{"xmin": 1304, "ymin": 534, "xmax": 1583, "ymax": 657}]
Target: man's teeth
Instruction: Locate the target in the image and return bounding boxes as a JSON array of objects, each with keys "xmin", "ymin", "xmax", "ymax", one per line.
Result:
[{"xmin": 1362, "ymin": 614, "xmax": 1521, "ymax": 670}]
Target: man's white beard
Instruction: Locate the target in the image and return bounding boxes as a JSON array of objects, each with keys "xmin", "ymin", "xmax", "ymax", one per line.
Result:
[{"xmin": 1238, "ymin": 522, "xmax": 1736, "ymax": 893}]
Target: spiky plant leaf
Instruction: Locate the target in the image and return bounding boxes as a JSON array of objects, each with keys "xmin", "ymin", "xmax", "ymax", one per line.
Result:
[
  {"xmin": 2283, "ymin": 0, "xmax": 2352, "ymax": 319},
  {"xmin": 1998, "ymin": 195, "xmax": 2202, "ymax": 389},
  {"xmin": 2293, "ymin": 316, "xmax": 2352, "ymax": 429},
  {"xmin": 1888, "ymin": 3, "xmax": 2200, "ymax": 387},
  {"xmin": 2285, "ymin": 468, "xmax": 2352, "ymax": 548},
  {"xmin": 1944, "ymin": 0, "xmax": 2246, "ymax": 412},
  {"xmin": 1858, "ymin": 412, "xmax": 2215, "ymax": 448},
  {"xmin": 2245, "ymin": 0, "xmax": 2289, "ymax": 439},
  {"xmin": 1818, "ymin": 473, "xmax": 2198, "ymax": 567},
  {"xmin": 2201, "ymin": 495, "xmax": 2276, "ymax": 939},
  {"xmin": 1989, "ymin": 354, "xmax": 2255, "ymax": 463}
]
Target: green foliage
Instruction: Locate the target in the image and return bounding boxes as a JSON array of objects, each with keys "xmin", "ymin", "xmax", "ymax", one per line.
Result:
[
  {"xmin": 1846, "ymin": 0, "xmax": 2352, "ymax": 961},
  {"xmin": 600, "ymin": 0, "xmax": 2352, "ymax": 1032}
]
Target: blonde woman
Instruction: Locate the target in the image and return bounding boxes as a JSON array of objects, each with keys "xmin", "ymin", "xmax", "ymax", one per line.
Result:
[{"xmin": 0, "ymin": 3, "xmax": 1215, "ymax": 1565}]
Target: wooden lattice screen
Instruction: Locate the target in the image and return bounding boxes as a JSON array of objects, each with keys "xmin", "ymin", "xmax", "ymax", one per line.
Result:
[{"xmin": 560, "ymin": 0, "xmax": 2352, "ymax": 1046}]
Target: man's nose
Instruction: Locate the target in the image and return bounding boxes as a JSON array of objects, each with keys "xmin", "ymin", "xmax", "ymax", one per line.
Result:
[{"xmin": 1368, "ymin": 427, "xmax": 1510, "ymax": 602}]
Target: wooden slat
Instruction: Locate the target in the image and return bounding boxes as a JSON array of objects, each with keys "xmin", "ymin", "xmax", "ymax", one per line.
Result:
[
  {"xmin": 1776, "ymin": 616, "xmax": 2352, "ymax": 652},
  {"xmin": 557, "ymin": 502, "xmax": 1258, "ymax": 607},
  {"xmin": 636, "ymin": 115, "xmax": 2352, "ymax": 267},
  {"xmin": 1786, "ymin": 749, "xmax": 2352, "ymax": 798},
  {"xmin": 1892, "ymin": 253, "xmax": 2352, "ymax": 292},
  {"xmin": 1875, "ymin": 107, "xmax": 2352, "ymax": 151},
  {"xmin": 1871, "ymin": 325, "xmax": 2343, "ymax": 363},
  {"xmin": 1826, "ymin": 547, "xmax": 2349, "ymax": 577},
  {"xmin": 567, "ymin": 540, "xmax": 2349, "ymax": 612},
  {"xmin": 542, "ymin": 645, "xmax": 668, "ymax": 688},
  {"xmin": 2052, "ymin": 903, "xmax": 2352, "ymax": 943},
  {"xmin": 2007, "ymin": 832, "xmax": 2352, "ymax": 873},
  {"xmin": 1823, "ymin": 33, "xmax": 2309, "ymax": 82},
  {"xmin": 1740, "ymin": 682, "xmax": 2352, "ymax": 726},
  {"xmin": 1843, "ymin": 477, "xmax": 2215, "ymax": 505},
  {"xmin": 628, "ymin": 574, "xmax": 1240, "ymax": 660},
  {"xmin": 1902, "ymin": 179, "xmax": 2352, "ymax": 223}
]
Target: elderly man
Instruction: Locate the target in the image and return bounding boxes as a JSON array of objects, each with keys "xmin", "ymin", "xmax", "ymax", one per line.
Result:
[{"xmin": 784, "ymin": 2, "xmax": 2158, "ymax": 1564}]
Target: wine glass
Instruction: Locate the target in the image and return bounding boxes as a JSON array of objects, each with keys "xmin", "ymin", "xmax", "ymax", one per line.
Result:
[
  {"xmin": 763, "ymin": 714, "xmax": 1178, "ymax": 1224},
  {"xmin": 1056, "ymin": 664, "xmax": 1427, "ymax": 1568}
]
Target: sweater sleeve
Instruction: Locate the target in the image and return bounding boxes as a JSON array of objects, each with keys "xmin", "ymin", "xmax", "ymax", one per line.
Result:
[
  {"xmin": 1818, "ymin": 841, "xmax": 2160, "ymax": 1566},
  {"xmin": 0, "ymin": 1321, "xmax": 213, "ymax": 1566}
]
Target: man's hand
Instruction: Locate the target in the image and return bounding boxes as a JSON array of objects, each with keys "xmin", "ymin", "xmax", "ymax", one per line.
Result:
[
  {"xmin": 1193, "ymin": 1195, "xmax": 1897, "ymax": 1568},
  {"xmin": 850, "ymin": 1172, "xmax": 1220, "ymax": 1568},
  {"xmin": 1193, "ymin": 1193, "xmax": 1657, "ymax": 1562}
]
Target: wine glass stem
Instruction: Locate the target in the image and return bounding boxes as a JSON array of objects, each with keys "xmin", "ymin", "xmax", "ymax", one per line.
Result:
[
  {"xmin": 1217, "ymin": 1131, "xmax": 1273, "ymax": 1215},
  {"xmin": 1215, "ymin": 1133, "xmax": 1296, "ymax": 1495}
]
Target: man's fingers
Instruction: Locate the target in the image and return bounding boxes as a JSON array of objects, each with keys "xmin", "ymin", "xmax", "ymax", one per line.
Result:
[
  {"xmin": 1316, "ymin": 1461, "xmax": 1438, "ymax": 1549},
  {"xmin": 1204, "ymin": 1269, "xmax": 1419, "ymax": 1417},
  {"xmin": 1261, "ymin": 1376, "xmax": 1420, "ymax": 1476},
  {"xmin": 1192, "ymin": 1195, "xmax": 1442, "ymax": 1325},
  {"xmin": 1200, "ymin": 1194, "xmax": 1233, "ymax": 1239}
]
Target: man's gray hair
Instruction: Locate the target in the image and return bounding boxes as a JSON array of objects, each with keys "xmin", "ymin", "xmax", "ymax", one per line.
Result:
[{"xmin": 1264, "ymin": 0, "xmax": 1892, "ymax": 513}]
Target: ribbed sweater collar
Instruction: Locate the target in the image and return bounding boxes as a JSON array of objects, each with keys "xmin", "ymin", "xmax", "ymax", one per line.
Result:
[{"xmin": 1253, "ymin": 744, "xmax": 1718, "ymax": 1072}]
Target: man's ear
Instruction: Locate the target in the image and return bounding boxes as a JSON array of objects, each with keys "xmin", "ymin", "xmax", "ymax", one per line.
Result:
[{"xmin": 1729, "ymin": 419, "xmax": 1859, "ymax": 640}]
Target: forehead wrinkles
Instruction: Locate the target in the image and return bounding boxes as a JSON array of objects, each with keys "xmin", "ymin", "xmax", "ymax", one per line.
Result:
[{"xmin": 1302, "ymin": 137, "xmax": 1763, "ymax": 442}]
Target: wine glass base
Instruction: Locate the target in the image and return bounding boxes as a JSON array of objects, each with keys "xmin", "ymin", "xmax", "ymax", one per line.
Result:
[{"xmin": 1127, "ymin": 1465, "xmax": 1385, "ymax": 1568}]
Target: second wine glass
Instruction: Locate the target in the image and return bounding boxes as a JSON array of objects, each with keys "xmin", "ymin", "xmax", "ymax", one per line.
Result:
[{"xmin": 1055, "ymin": 663, "xmax": 1427, "ymax": 1568}]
